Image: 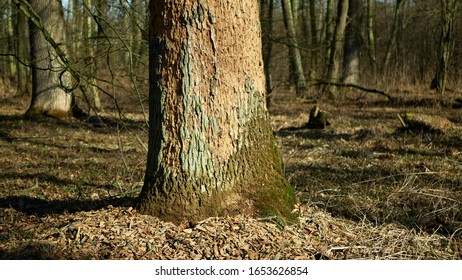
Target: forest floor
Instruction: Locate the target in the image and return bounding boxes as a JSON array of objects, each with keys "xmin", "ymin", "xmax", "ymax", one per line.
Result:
[{"xmin": 1, "ymin": 85, "xmax": 462, "ymax": 259}]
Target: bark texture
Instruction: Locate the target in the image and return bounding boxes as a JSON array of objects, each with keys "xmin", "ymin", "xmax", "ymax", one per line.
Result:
[
  {"xmin": 26, "ymin": 0, "xmax": 73, "ymax": 118},
  {"xmin": 139, "ymin": 0, "xmax": 294, "ymax": 224},
  {"xmin": 432, "ymin": 0, "xmax": 459, "ymax": 94},
  {"xmin": 260, "ymin": 0, "xmax": 274, "ymax": 107},
  {"xmin": 326, "ymin": 0, "xmax": 348, "ymax": 87},
  {"xmin": 281, "ymin": 0, "xmax": 307, "ymax": 94},
  {"xmin": 342, "ymin": 0, "xmax": 363, "ymax": 84}
]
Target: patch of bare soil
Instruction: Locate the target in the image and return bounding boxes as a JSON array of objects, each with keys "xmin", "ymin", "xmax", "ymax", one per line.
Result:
[{"xmin": 1, "ymin": 88, "xmax": 461, "ymax": 259}]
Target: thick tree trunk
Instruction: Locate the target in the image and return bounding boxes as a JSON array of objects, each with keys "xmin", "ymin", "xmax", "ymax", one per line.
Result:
[
  {"xmin": 139, "ymin": 0, "xmax": 295, "ymax": 224},
  {"xmin": 342, "ymin": 0, "xmax": 363, "ymax": 84},
  {"xmin": 26, "ymin": 0, "xmax": 73, "ymax": 118},
  {"xmin": 281, "ymin": 0, "xmax": 307, "ymax": 94}
]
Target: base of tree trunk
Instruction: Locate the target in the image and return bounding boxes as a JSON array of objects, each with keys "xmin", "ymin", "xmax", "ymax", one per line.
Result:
[
  {"xmin": 25, "ymin": 107, "xmax": 73, "ymax": 119},
  {"xmin": 138, "ymin": 121, "xmax": 297, "ymax": 226}
]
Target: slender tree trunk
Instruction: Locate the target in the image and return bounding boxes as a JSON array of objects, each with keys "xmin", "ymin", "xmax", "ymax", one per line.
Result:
[
  {"xmin": 16, "ymin": 6, "xmax": 29, "ymax": 95},
  {"xmin": 342, "ymin": 0, "xmax": 363, "ymax": 84},
  {"xmin": 130, "ymin": 0, "xmax": 142, "ymax": 69},
  {"xmin": 323, "ymin": 0, "xmax": 334, "ymax": 74},
  {"xmin": 24, "ymin": 0, "xmax": 73, "ymax": 118},
  {"xmin": 366, "ymin": 0, "xmax": 376, "ymax": 71},
  {"xmin": 326, "ymin": 0, "xmax": 348, "ymax": 87},
  {"xmin": 95, "ymin": 0, "xmax": 109, "ymax": 74},
  {"xmin": 431, "ymin": 0, "xmax": 458, "ymax": 94},
  {"xmin": 260, "ymin": 0, "xmax": 274, "ymax": 107},
  {"xmin": 291, "ymin": 0, "xmax": 299, "ymax": 33},
  {"xmin": 281, "ymin": 0, "xmax": 307, "ymax": 94},
  {"xmin": 139, "ymin": 0, "xmax": 295, "ymax": 224},
  {"xmin": 72, "ymin": 0, "xmax": 82, "ymax": 58},
  {"xmin": 7, "ymin": 0, "xmax": 18, "ymax": 80},
  {"xmin": 83, "ymin": 0, "xmax": 102, "ymax": 111},
  {"xmin": 382, "ymin": 0, "xmax": 404, "ymax": 75},
  {"xmin": 309, "ymin": 0, "xmax": 319, "ymax": 80}
]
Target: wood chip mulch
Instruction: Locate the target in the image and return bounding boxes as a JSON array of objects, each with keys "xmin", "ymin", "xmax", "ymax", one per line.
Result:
[{"xmin": 1, "ymin": 204, "xmax": 457, "ymax": 260}]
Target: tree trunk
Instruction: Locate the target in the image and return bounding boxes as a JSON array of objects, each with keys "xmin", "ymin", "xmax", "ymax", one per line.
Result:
[
  {"xmin": 25, "ymin": 0, "xmax": 73, "ymax": 118},
  {"xmin": 260, "ymin": 0, "xmax": 274, "ymax": 107},
  {"xmin": 323, "ymin": 0, "xmax": 334, "ymax": 74},
  {"xmin": 130, "ymin": 0, "xmax": 142, "ymax": 69},
  {"xmin": 431, "ymin": 0, "xmax": 458, "ymax": 94},
  {"xmin": 366, "ymin": 0, "xmax": 376, "ymax": 71},
  {"xmin": 83, "ymin": 0, "xmax": 102, "ymax": 111},
  {"xmin": 95, "ymin": 0, "xmax": 109, "ymax": 75},
  {"xmin": 326, "ymin": 0, "xmax": 348, "ymax": 88},
  {"xmin": 7, "ymin": 0, "xmax": 18, "ymax": 80},
  {"xmin": 291, "ymin": 0, "xmax": 299, "ymax": 33},
  {"xmin": 16, "ymin": 6, "xmax": 29, "ymax": 96},
  {"xmin": 308, "ymin": 0, "xmax": 319, "ymax": 81},
  {"xmin": 342, "ymin": 0, "xmax": 363, "ymax": 84},
  {"xmin": 139, "ymin": 0, "xmax": 295, "ymax": 224},
  {"xmin": 71, "ymin": 0, "xmax": 82, "ymax": 58},
  {"xmin": 281, "ymin": 0, "xmax": 307, "ymax": 94},
  {"xmin": 382, "ymin": 0, "xmax": 404, "ymax": 75}
]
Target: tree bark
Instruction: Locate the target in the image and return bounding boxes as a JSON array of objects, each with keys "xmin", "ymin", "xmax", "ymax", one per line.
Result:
[
  {"xmin": 342, "ymin": 0, "xmax": 363, "ymax": 84},
  {"xmin": 326, "ymin": 0, "xmax": 348, "ymax": 88},
  {"xmin": 83, "ymin": 0, "xmax": 102, "ymax": 111},
  {"xmin": 7, "ymin": 0, "xmax": 18, "ymax": 80},
  {"xmin": 308, "ymin": 0, "xmax": 319, "ymax": 80},
  {"xmin": 366, "ymin": 0, "xmax": 376, "ymax": 71},
  {"xmin": 16, "ymin": 5, "xmax": 29, "ymax": 95},
  {"xmin": 323, "ymin": 0, "xmax": 334, "ymax": 74},
  {"xmin": 291, "ymin": 0, "xmax": 300, "ymax": 33},
  {"xmin": 281, "ymin": 0, "xmax": 307, "ymax": 94},
  {"xmin": 382, "ymin": 0, "xmax": 404, "ymax": 75},
  {"xmin": 260, "ymin": 0, "xmax": 274, "ymax": 107},
  {"xmin": 71, "ymin": 0, "xmax": 82, "ymax": 58},
  {"xmin": 25, "ymin": 0, "xmax": 73, "ymax": 118},
  {"xmin": 431, "ymin": 0, "xmax": 458, "ymax": 94},
  {"xmin": 139, "ymin": 0, "xmax": 295, "ymax": 224}
]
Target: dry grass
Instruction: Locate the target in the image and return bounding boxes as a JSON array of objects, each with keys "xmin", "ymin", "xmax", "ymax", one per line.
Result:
[{"xmin": 1, "ymin": 84, "xmax": 461, "ymax": 259}]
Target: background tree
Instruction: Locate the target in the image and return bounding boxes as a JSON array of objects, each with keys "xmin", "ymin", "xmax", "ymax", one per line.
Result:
[
  {"xmin": 281, "ymin": 0, "xmax": 307, "ymax": 95},
  {"xmin": 431, "ymin": 0, "xmax": 459, "ymax": 94},
  {"xmin": 382, "ymin": 0, "xmax": 405, "ymax": 76},
  {"xmin": 326, "ymin": 0, "xmax": 348, "ymax": 91},
  {"xmin": 2, "ymin": 0, "xmax": 462, "ymax": 120},
  {"xmin": 366, "ymin": 0, "xmax": 376, "ymax": 73},
  {"xmin": 342, "ymin": 0, "xmax": 363, "ymax": 84},
  {"xmin": 20, "ymin": 0, "xmax": 74, "ymax": 118},
  {"xmin": 260, "ymin": 0, "xmax": 275, "ymax": 107},
  {"xmin": 138, "ymin": 0, "xmax": 295, "ymax": 224}
]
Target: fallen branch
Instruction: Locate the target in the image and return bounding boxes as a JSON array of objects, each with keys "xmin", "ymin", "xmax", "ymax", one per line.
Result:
[{"xmin": 314, "ymin": 81, "xmax": 396, "ymax": 101}]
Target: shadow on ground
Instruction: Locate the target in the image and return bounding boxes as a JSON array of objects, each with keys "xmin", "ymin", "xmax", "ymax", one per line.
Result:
[{"xmin": 0, "ymin": 195, "xmax": 136, "ymax": 216}]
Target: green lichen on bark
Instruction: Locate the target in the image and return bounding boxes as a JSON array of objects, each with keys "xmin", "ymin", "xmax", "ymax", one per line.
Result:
[
  {"xmin": 241, "ymin": 118, "xmax": 297, "ymax": 226},
  {"xmin": 140, "ymin": 0, "xmax": 295, "ymax": 225}
]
